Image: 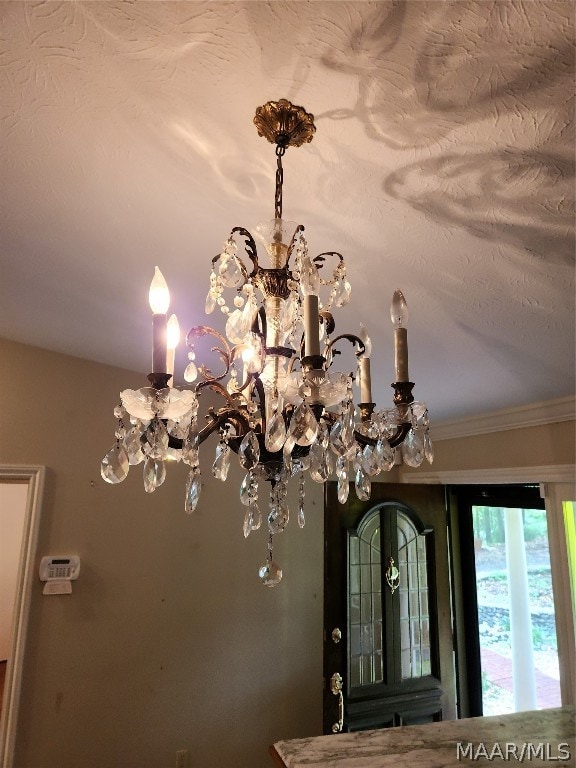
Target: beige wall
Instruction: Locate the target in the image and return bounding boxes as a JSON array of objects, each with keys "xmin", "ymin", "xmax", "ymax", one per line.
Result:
[
  {"xmin": 422, "ymin": 422, "xmax": 574, "ymax": 474},
  {"xmin": 0, "ymin": 338, "xmax": 324, "ymax": 768},
  {"xmin": 2, "ymin": 337, "xmax": 574, "ymax": 767}
]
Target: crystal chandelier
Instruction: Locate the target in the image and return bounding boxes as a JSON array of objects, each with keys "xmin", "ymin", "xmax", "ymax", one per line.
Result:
[{"xmin": 101, "ymin": 99, "xmax": 433, "ymax": 586}]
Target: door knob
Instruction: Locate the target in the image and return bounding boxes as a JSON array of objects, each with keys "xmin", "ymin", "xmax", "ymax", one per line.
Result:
[
  {"xmin": 331, "ymin": 627, "xmax": 342, "ymax": 644},
  {"xmin": 330, "ymin": 672, "xmax": 344, "ymax": 733}
]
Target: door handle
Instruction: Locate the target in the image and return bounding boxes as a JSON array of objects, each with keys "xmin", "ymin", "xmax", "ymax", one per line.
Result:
[
  {"xmin": 330, "ymin": 672, "xmax": 344, "ymax": 733},
  {"xmin": 331, "ymin": 627, "xmax": 342, "ymax": 644}
]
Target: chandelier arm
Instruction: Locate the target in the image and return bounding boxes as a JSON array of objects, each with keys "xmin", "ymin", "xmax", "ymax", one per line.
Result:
[
  {"xmin": 187, "ymin": 325, "xmax": 232, "ymax": 382},
  {"xmin": 325, "ymin": 333, "xmax": 366, "ymax": 359},
  {"xmin": 196, "ymin": 407, "xmax": 251, "ymax": 447},
  {"xmin": 230, "ymin": 227, "xmax": 259, "ymax": 278},
  {"xmin": 285, "ymin": 224, "xmax": 305, "ymax": 266},
  {"xmin": 314, "ymin": 251, "xmax": 344, "ymax": 285},
  {"xmin": 387, "ymin": 423, "xmax": 412, "ymax": 448}
]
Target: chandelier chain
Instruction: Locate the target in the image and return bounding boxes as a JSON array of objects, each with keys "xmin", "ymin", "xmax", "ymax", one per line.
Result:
[{"xmin": 274, "ymin": 145, "xmax": 285, "ymax": 220}]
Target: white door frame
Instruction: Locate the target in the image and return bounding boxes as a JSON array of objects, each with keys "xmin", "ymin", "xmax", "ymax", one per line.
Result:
[{"xmin": 0, "ymin": 466, "xmax": 45, "ymax": 768}]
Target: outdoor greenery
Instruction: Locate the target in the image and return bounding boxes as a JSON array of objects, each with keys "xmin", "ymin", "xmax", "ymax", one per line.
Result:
[{"xmin": 472, "ymin": 506, "xmax": 548, "ymax": 544}]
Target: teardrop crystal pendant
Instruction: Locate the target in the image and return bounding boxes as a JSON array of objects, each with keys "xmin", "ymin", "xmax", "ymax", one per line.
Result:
[
  {"xmin": 212, "ymin": 442, "xmax": 231, "ymax": 481},
  {"xmin": 219, "ymin": 254, "xmax": 245, "ymax": 288},
  {"xmin": 205, "ymin": 290, "xmax": 216, "ymax": 315},
  {"xmin": 309, "ymin": 441, "xmax": 329, "ymax": 483},
  {"xmin": 375, "ymin": 438, "xmax": 395, "ymax": 472},
  {"xmin": 258, "ymin": 560, "xmax": 282, "ymax": 587},
  {"xmin": 355, "ymin": 467, "xmax": 371, "ymax": 501},
  {"xmin": 336, "ymin": 455, "xmax": 349, "ymax": 504},
  {"xmin": 424, "ymin": 431, "xmax": 434, "ymax": 463},
  {"xmin": 184, "ymin": 468, "xmax": 201, "ymax": 513},
  {"xmin": 288, "ymin": 402, "xmax": 318, "ymax": 447},
  {"xmin": 123, "ymin": 428, "xmax": 144, "ymax": 465},
  {"xmin": 403, "ymin": 428, "xmax": 424, "ymax": 468},
  {"xmin": 264, "ymin": 409, "xmax": 287, "ymax": 453},
  {"xmin": 239, "ymin": 431, "xmax": 260, "ymax": 470},
  {"xmin": 143, "ymin": 457, "xmax": 165, "ymax": 493},
  {"xmin": 101, "ymin": 445, "xmax": 130, "ymax": 484},
  {"xmin": 243, "ymin": 508, "xmax": 253, "ymax": 538},
  {"xmin": 183, "ymin": 362, "xmax": 198, "ymax": 383},
  {"xmin": 334, "ymin": 279, "xmax": 351, "ymax": 307}
]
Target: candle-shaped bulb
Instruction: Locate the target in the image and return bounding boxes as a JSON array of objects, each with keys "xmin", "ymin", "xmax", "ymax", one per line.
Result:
[
  {"xmin": 300, "ymin": 256, "xmax": 320, "ymax": 297},
  {"xmin": 167, "ymin": 314, "xmax": 180, "ymax": 350},
  {"xmin": 391, "ymin": 290, "xmax": 409, "ymax": 382},
  {"xmin": 149, "ymin": 267, "xmax": 170, "ymax": 314},
  {"xmin": 166, "ymin": 314, "xmax": 180, "ymax": 380},
  {"xmin": 391, "ymin": 290, "xmax": 408, "ymax": 329}
]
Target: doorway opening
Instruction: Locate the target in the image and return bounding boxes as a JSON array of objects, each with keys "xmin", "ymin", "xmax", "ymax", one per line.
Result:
[
  {"xmin": 0, "ymin": 466, "xmax": 44, "ymax": 768},
  {"xmin": 472, "ymin": 504, "xmax": 561, "ymax": 715},
  {"xmin": 449, "ymin": 483, "xmax": 563, "ymax": 718}
]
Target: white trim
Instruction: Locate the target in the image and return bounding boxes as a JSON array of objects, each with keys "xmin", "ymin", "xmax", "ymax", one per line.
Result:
[
  {"xmin": 400, "ymin": 464, "xmax": 575, "ymax": 485},
  {"xmin": 0, "ymin": 466, "xmax": 45, "ymax": 768},
  {"xmin": 431, "ymin": 396, "xmax": 575, "ymax": 441}
]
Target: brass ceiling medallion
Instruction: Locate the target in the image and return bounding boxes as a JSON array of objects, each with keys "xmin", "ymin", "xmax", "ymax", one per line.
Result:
[{"xmin": 253, "ymin": 99, "xmax": 316, "ymax": 148}]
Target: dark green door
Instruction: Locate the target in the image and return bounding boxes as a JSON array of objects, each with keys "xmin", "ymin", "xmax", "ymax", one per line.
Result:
[{"xmin": 323, "ymin": 482, "xmax": 456, "ymax": 733}]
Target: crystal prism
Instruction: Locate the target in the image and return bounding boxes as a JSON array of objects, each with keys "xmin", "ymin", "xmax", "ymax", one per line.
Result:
[
  {"xmin": 243, "ymin": 509, "xmax": 253, "ymax": 538},
  {"xmin": 184, "ymin": 362, "xmax": 198, "ymax": 383},
  {"xmin": 309, "ymin": 442, "xmax": 329, "ymax": 483},
  {"xmin": 298, "ymin": 505, "xmax": 305, "ymax": 528},
  {"xmin": 101, "ymin": 445, "xmax": 130, "ymax": 484},
  {"xmin": 375, "ymin": 438, "xmax": 395, "ymax": 472},
  {"xmin": 258, "ymin": 560, "xmax": 282, "ymax": 587},
  {"xmin": 182, "ymin": 429, "xmax": 200, "ymax": 466},
  {"xmin": 264, "ymin": 409, "xmax": 287, "ymax": 453},
  {"xmin": 403, "ymin": 429, "xmax": 424, "ymax": 468},
  {"xmin": 239, "ymin": 431, "xmax": 260, "ymax": 470},
  {"xmin": 205, "ymin": 290, "xmax": 216, "ymax": 315},
  {"xmin": 288, "ymin": 402, "xmax": 318, "ymax": 447},
  {"xmin": 268, "ymin": 500, "xmax": 289, "ymax": 534},
  {"xmin": 143, "ymin": 457, "xmax": 165, "ymax": 493},
  {"xmin": 355, "ymin": 467, "xmax": 371, "ymax": 501},
  {"xmin": 212, "ymin": 442, "xmax": 231, "ymax": 481},
  {"xmin": 225, "ymin": 309, "xmax": 249, "ymax": 345},
  {"xmin": 219, "ymin": 254, "xmax": 245, "ymax": 288},
  {"xmin": 337, "ymin": 474, "xmax": 349, "ymax": 504},
  {"xmin": 424, "ymin": 431, "xmax": 434, "ymax": 463},
  {"xmin": 362, "ymin": 444, "xmax": 381, "ymax": 477},
  {"xmin": 184, "ymin": 468, "xmax": 201, "ymax": 513},
  {"xmin": 251, "ymin": 503, "xmax": 262, "ymax": 531},
  {"xmin": 144, "ymin": 418, "xmax": 169, "ymax": 460},
  {"xmin": 123, "ymin": 428, "xmax": 144, "ymax": 465},
  {"xmin": 334, "ymin": 279, "xmax": 351, "ymax": 307}
]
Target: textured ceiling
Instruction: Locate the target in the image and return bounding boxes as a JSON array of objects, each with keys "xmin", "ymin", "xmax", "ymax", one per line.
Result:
[{"xmin": 1, "ymin": 0, "xmax": 574, "ymax": 422}]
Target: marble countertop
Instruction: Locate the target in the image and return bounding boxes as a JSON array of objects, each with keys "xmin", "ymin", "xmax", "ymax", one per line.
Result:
[{"xmin": 271, "ymin": 706, "xmax": 575, "ymax": 767}]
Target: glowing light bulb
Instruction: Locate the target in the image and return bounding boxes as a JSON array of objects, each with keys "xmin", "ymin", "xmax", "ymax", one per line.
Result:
[
  {"xmin": 149, "ymin": 267, "xmax": 170, "ymax": 315},
  {"xmin": 167, "ymin": 314, "xmax": 180, "ymax": 350}
]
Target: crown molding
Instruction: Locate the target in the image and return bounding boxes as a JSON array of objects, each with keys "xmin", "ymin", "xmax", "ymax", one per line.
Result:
[
  {"xmin": 400, "ymin": 464, "xmax": 575, "ymax": 486},
  {"xmin": 431, "ymin": 396, "xmax": 575, "ymax": 441}
]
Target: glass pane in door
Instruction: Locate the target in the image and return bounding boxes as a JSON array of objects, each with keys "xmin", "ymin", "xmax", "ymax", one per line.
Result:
[
  {"xmin": 397, "ymin": 511, "xmax": 431, "ymax": 679},
  {"xmin": 348, "ymin": 512, "xmax": 382, "ymax": 687}
]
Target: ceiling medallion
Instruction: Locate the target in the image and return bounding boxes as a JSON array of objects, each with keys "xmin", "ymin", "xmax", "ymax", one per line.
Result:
[
  {"xmin": 101, "ymin": 99, "xmax": 432, "ymax": 587},
  {"xmin": 253, "ymin": 99, "xmax": 316, "ymax": 147}
]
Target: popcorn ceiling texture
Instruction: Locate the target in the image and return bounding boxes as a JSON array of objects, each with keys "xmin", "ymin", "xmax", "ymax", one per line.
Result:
[{"xmin": 0, "ymin": 0, "xmax": 574, "ymax": 421}]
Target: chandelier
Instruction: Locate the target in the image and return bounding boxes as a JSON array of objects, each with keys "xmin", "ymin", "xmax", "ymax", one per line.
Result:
[{"xmin": 101, "ymin": 99, "xmax": 433, "ymax": 586}]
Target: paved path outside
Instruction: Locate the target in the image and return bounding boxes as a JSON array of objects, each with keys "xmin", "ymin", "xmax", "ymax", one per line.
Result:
[{"xmin": 480, "ymin": 646, "xmax": 561, "ymax": 709}]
